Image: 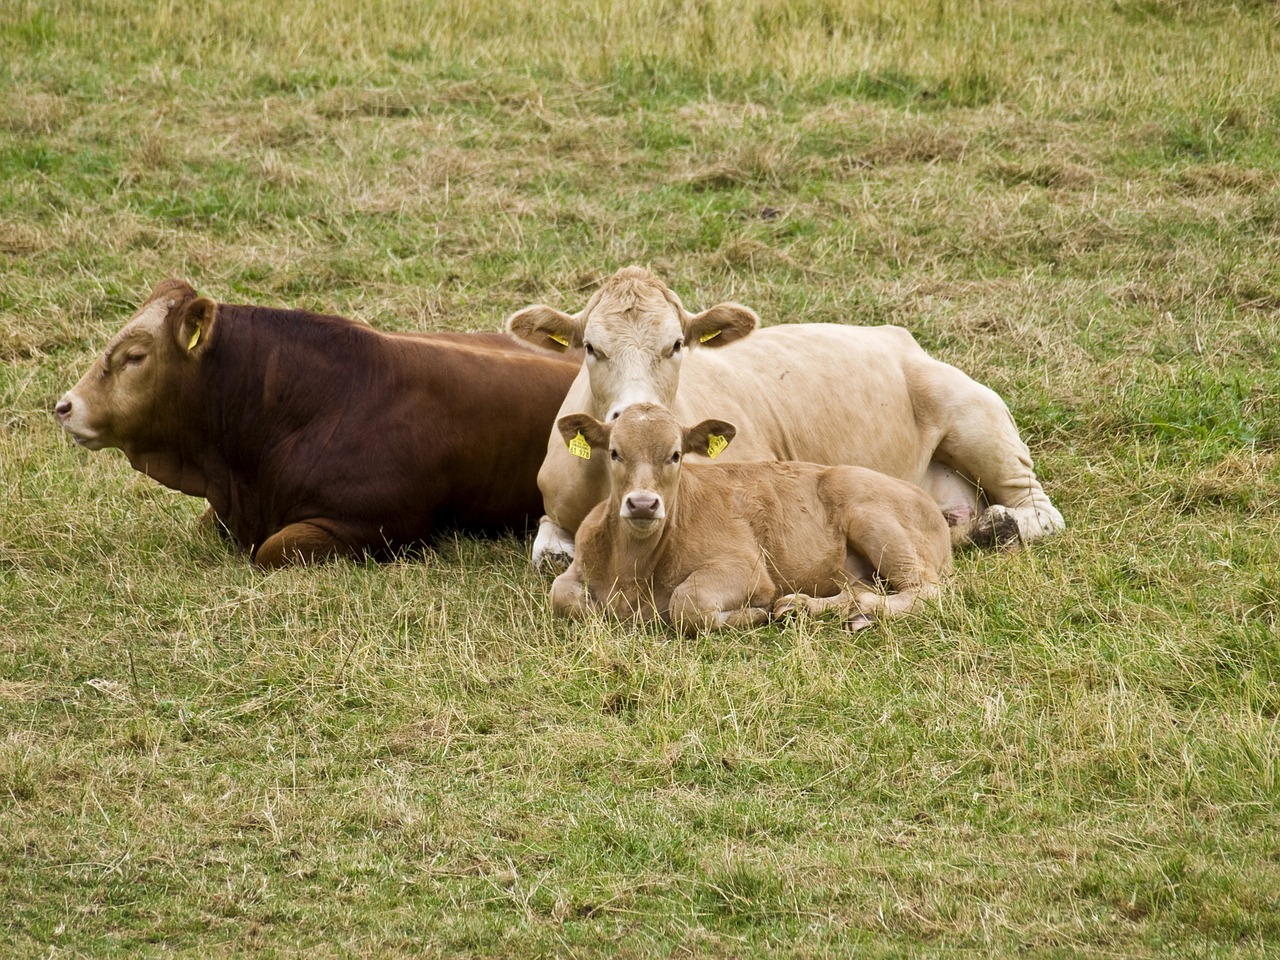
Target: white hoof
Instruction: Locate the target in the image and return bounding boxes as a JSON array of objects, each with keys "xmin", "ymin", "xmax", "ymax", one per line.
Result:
[{"xmin": 532, "ymin": 517, "xmax": 576, "ymax": 572}]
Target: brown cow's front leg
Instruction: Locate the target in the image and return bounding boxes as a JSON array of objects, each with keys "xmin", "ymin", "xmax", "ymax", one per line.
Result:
[{"xmin": 253, "ymin": 521, "xmax": 359, "ymax": 568}]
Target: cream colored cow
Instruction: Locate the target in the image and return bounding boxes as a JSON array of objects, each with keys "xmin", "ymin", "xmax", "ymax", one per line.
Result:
[
  {"xmin": 508, "ymin": 266, "xmax": 1063, "ymax": 569},
  {"xmin": 549, "ymin": 404, "xmax": 952, "ymax": 633}
]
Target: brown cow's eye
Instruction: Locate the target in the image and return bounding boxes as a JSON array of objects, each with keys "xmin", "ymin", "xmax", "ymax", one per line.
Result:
[
  {"xmin": 610, "ymin": 449, "xmax": 621, "ymax": 462},
  {"xmin": 670, "ymin": 451, "xmax": 681, "ymax": 464},
  {"xmin": 125, "ymin": 351, "xmax": 146, "ymax": 366}
]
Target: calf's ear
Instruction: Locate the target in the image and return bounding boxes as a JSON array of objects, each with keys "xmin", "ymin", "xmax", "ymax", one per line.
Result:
[
  {"xmin": 683, "ymin": 302, "xmax": 758, "ymax": 348},
  {"xmin": 507, "ymin": 305, "xmax": 583, "ymax": 352},
  {"xmin": 556, "ymin": 414, "xmax": 611, "ymax": 458},
  {"xmin": 683, "ymin": 419, "xmax": 736, "ymax": 458},
  {"xmin": 176, "ymin": 297, "xmax": 217, "ymax": 356}
]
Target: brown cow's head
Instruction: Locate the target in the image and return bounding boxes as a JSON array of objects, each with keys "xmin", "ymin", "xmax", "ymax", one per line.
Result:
[
  {"xmin": 56, "ymin": 279, "xmax": 216, "ymax": 454},
  {"xmin": 557, "ymin": 403, "xmax": 735, "ymax": 539},
  {"xmin": 508, "ymin": 267, "xmax": 758, "ymax": 421}
]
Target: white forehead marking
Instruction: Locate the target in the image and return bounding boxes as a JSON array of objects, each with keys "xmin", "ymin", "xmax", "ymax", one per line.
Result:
[{"xmin": 127, "ymin": 299, "xmax": 169, "ymax": 336}]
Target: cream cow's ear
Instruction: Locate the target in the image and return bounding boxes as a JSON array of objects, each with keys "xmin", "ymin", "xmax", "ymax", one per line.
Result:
[
  {"xmin": 556, "ymin": 413, "xmax": 611, "ymax": 461},
  {"xmin": 683, "ymin": 302, "xmax": 759, "ymax": 348},
  {"xmin": 507, "ymin": 304, "xmax": 582, "ymax": 353},
  {"xmin": 683, "ymin": 419, "xmax": 736, "ymax": 458}
]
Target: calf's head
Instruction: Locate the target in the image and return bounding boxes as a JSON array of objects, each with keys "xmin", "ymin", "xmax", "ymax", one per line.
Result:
[
  {"xmin": 56, "ymin": 279, "xmax": 217, "ymax": 454},
  {"xmin": 557, "ymin": 403, "xmax": 735, "ymax": 539},
  {"xmin": 508, "ymin": 266, "xmax": 759, "ymax": 421}
]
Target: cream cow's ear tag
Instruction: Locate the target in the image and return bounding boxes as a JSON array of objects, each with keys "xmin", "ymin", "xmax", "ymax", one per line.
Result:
[
  {"xmin": 699, "ymin": 329, "xmax": 722, "ymax": 344},
  {"xmin": 568, "ymin": 431, "xmax": 592, "ymax": 460},
  {"xmin": 706, "ymin": 433, "xmax": 729, "ymax": 459}
]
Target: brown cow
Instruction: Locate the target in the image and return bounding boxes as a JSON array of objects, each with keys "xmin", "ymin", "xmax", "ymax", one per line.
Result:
[
  {"xmin": 549, "ymin": 404, "xmax": 952, "ymax": 634},
  {"xmin": 56, "ymin": 279, "xmax": 580, "ymax": 566}
]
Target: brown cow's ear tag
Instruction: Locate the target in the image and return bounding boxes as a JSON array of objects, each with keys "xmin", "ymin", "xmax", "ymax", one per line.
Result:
[
  {"xmin": 548, "ymin": 333, "xmax": 569, "ymax": 347},
  {"xmin": 699, "ymin": 329, "xmax": 722, "ymax": 344},
  {"xmin": 706, "ymin": 433, "xmax": 729, "ymax": 459},
  {"xmin": 186, "ymin": 325, "xmax": 201, "ymax": 351},
  {"xmin": 568, "ymin": 431, "xmax": 592, "ymax": 460}
]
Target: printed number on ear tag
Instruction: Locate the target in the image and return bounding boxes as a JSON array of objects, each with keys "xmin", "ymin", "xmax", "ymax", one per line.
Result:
[
  {"xmin": 706, "ymin": 433, "xmax": 728, "ymax": 459},
  {"xmin": 568, "ymin": 431, "xmax": 592, "ymax": 460}
]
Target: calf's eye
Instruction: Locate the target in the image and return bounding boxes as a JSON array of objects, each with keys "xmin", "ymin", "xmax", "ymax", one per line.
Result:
[
  {"xmin": 670, "ymin": 451, "xmax": 681, "ymax": 464},
  {"xmin": 610, "ymin": 449, "xmax": 621, "ymax": 462},
  {"xmin": 672, "ymin": 339, "xmax": 683, "ymax": 355},
  {"xmin": 584, "ymin": 343, "xmax": 595, "ymax": 357}
]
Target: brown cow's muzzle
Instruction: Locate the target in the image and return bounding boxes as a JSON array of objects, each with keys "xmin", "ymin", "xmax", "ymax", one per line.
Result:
[{"xmin": 55, "ymin": 391, "xmax": 103, "ymax": 448}]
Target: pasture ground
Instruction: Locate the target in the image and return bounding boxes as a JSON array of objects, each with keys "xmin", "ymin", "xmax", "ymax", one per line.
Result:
[{"xmin": 2, "ymin": 1, "xmax": 1279, "ymax": 955}]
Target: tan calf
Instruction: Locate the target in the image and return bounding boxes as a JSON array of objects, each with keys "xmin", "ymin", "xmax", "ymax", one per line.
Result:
[{"xmin": 550, "ymin": 404, "xmax": 952, "ymax": 634}]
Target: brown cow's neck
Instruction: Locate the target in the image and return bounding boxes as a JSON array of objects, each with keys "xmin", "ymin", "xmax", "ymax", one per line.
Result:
[{"xmin": 125, "ymin": 447, "xmax": 214, "ymax": 500}]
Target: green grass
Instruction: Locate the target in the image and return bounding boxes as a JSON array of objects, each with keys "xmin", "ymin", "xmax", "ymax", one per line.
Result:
[{"xmin": 4, "ymin": 0, "xmax": 1280, "ymax": 955}]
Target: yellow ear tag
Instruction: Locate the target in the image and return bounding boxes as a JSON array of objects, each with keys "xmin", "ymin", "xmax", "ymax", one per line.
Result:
[
  {"xmin": 699, "ymin": 329, "xmax": 722, "ymax": 344},
  {"xmin": 548, "ymin": 333, "xmax": 569, "ymax": 347},
  {"xmin": 186, "ymin": 325, "xmax": 201, "ymax": 351},
  {"xmin": 568, "ymin": 431, "xmax": 592, "ymax": 460},
  {"xmin": 706, "ymin": 433, "xmax": 728, "ymax": 459}
]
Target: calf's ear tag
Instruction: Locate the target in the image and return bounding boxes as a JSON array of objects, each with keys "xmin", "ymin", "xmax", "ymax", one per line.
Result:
[
  {"xmin": 548, "ymin": 333, "xmax": 569, "ymax": 347},
  {"xmin": 187, "ymin": 325, "xmax": 201, "ymax": 351},
  {"xmin": 706, "ymin": 433, "xmax": 728, "ymax": 459},
  {"xmin": 568, "ymin": 431, "xmax": 592, "ymax": 460},
  {"xmin": 699, "ymin": 329, "xmax": 722, "ymax": 344}
]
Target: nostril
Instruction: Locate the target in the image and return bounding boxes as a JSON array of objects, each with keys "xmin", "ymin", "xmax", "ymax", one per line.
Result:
[{"xmin": 55, "ymin": 399, "xmax": 72, "ymax": 418}]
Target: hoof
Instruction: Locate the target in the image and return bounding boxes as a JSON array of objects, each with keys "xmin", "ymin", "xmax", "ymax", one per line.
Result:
[
  {"xmin": 771, "ymin": 595, "xmax": 804, "ymax": 619},
  {"xmin": 533, "ymin": 549, "xmax": 573, "ymax": 574},
  {"xmin": 845, "ymin": 613, "xmax": 875, "ymax": 632},
  {"xmin": 971, "ymin": 505, "xmax": 1021, "ymax": 550}
]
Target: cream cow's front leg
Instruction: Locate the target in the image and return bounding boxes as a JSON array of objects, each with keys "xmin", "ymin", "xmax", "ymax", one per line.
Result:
[{"xmin": 533, "ymin": 515, "xmax": 577, "ymax": 572}]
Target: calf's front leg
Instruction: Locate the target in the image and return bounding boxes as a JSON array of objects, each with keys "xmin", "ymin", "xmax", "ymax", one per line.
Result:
[
  {"xmin": 666, "ymin": 566, "xmax": 773, "ymax": 635},
  {"xmin": 549, "ymin": 564, "xmax": 592, "ymax": 619}
]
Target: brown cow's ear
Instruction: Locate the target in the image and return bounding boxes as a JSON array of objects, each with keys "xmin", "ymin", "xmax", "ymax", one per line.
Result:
[
  {"xmin": 557, "ymin": 413, "xmax": 611, "ymax": 460},
  {"xmin": 176, "ymin": 297, "xmax": 217, "ymax": 355},
  {"xmin": 683, "ymin": 419, "xmax": 736, "ymax": 459},
  {"xmin": 507, "ymin": 305, "xmax": 582, "ymax": 353},
  {"xmin": 683, "ymin": 302, "xmax": 759, "ymax": 348}
]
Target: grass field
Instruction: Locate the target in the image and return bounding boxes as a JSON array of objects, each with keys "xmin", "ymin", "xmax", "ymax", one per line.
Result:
[{"xmin": 3, "ymin": 0, "xmax": 1280, "ymax": 955}]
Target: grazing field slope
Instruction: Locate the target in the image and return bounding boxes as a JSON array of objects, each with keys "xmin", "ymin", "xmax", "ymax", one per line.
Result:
[{"xmin": 2, "ymin": 0, "xmax": 1279, "ymax": 956}]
